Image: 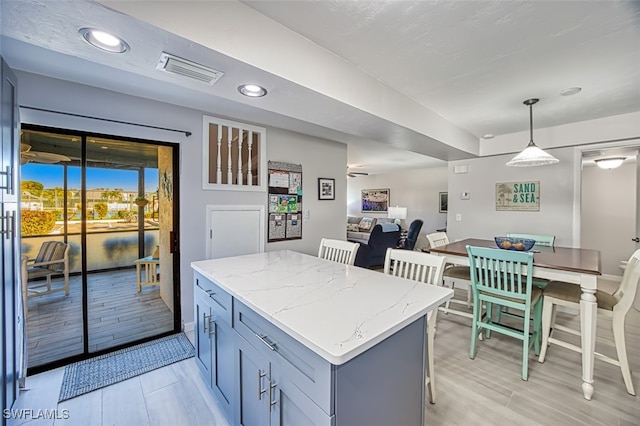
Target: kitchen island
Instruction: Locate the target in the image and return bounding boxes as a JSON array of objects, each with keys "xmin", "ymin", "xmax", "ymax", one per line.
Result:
[{"xmin": 192, "ymin": 250, "xmax": 452, "ymax": 425}]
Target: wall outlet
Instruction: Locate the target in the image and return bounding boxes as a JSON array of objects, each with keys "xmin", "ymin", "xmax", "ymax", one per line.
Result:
[{"xmin": 455, "ymin": 213, "xmax": 462, "ymax": 222}]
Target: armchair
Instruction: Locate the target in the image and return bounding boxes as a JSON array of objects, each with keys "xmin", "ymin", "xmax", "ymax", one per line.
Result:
[
  {"xmin": 402, "ymin": 219, "xmax": 423, "ymax": 250},
  {"xmin": 22, "ymin": 241, "xmax": 70, "ymax": 299},
  {"xmin": 352, "ymin": 223, "xmax": 401, "ymax": 268}
]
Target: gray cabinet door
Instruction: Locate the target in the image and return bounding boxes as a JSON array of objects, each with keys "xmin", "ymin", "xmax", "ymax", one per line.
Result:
[
  {"xmin": 211, "ymin": 316, "xmax": 234, "ymax": 421},
  {"xmin": 269, "ymin": 366, "xmax": 333, "ymax": 426},
  {"xmin": 235, "ymin": 335, "xmax": 269, "ymax": 426},
  {"xmin": 194, "ymin": 288, "xmax": 213, "ymax": 387}
]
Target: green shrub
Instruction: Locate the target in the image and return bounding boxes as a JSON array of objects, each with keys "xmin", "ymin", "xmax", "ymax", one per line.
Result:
[
  {"xmin": 22, "ymin": 210, "xmax": 57, "ymax": 236},
  {"xmin": 94, "ymin": 202, "xmax": 108, "ymax": 219}
]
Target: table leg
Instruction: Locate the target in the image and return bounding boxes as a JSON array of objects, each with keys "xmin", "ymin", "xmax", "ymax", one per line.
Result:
[{"xmin": 579, "ymin": 275, "xmax": 598, "ymax": 400}]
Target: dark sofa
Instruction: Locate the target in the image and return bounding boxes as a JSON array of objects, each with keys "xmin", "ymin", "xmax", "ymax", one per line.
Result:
[{"xmin": 352, "ymin": 223, "xmax": 401, "ymax": 268}]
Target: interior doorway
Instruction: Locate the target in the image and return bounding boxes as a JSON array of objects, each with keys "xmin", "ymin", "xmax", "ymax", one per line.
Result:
[
  {"xmin": 580, "ymin": 142, "xmax": 639, "ymax": 276},
  {"xmin": 20, "ymin": 125, "xmax": 180, "ymax": 373}
]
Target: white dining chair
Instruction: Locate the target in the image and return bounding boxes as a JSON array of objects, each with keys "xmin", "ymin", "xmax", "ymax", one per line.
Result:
[
  {"xmin": 538, "ymin": 248, "xmax": 640, "ymax": 395},
  {"xmin": 383, "ymin": 248, "xmax": 446, "ymax": 404},
  {"xmin": 317, "ymin": 238, "xmax": 359, "ymax": 265},
  {"xmin": 426, "ymin": 232, "xmax": 472, "ymax": 319}
]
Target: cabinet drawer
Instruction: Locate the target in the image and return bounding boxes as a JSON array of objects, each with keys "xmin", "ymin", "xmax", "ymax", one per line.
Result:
[
  {"xmin": 233, "ymin": 300, "xmax": 333, "ymax": 415},
  {"xmin": 194, "ymin": 272, "xmax": 232, "ymax": 326}
]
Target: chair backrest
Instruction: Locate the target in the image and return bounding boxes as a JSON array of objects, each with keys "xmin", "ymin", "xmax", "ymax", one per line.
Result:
[
  {"xmin": 466, "ymin": 245, "xmax": 534, "ymax": 307},
  {"xmin": 506, "ymin": 233, "xmax": 555, "ymax": 247},
  {"xmin": 383, "ymin": 248, "xmax": 445, "ymax": 286},
  {"xmin": 426, "ymin": 232, "xmax": 449, "ymax": 249},
  {"xmin": 35, "ymin": 241, "xmax": 69, "ymax": 271},
  {"xmin": 404, "ymin": 219, "xmax": 424, "ymax": 250},
  {"xmin": 613, "ymin": 248, "xmax": 640, "ymax": 314},
  {"xmin": 318, "ymin": 238, "xmax": 359, "ymax": 265}
]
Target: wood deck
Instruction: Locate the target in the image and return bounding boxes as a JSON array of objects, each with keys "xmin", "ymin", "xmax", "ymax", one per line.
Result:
[{"xmin": 25, "ymin": 269, "xmax": 174, "ymax": 368}]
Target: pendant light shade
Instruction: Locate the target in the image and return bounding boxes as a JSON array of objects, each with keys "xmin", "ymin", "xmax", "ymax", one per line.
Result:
[{"xmin": 506, "ymin": 98, "xmax": 559, "ymax": 167}]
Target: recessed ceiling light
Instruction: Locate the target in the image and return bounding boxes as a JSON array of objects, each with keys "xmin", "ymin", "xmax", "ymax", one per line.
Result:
[
  {"xmin": 483, "ymin": 134, "xmax": 495, "ymax": 139},
  {"xmin": 238, "ymin": 84, "xmax": 267, "ymax": 97},
  {"xmin": 560, "ymin": 87, "xmax": 582, "ymax": 96},
  {"xmin": 79, "ymin": 28, "xmax": 129, "ymax": 53}
]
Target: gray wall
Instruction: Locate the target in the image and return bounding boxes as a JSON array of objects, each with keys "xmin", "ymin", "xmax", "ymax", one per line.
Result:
[
  {"xmin": 347, "ymin": 166, "xmax": 448, "ymax": 250},
  {"xmin": 447, "ymin": 147, "xmax": 576, "ymax": 246},
  {"xmin": 17, "ymin": 71, "xmax": 347, "ymax": 324}
]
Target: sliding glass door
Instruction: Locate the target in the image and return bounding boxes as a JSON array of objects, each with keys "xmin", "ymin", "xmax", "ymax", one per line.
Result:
[{"xmin": 20, "ymin": 126, "xmax": 179, "ymax": 372}]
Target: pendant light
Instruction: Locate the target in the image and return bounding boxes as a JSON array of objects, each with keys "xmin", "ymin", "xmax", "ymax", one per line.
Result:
[{"xmin": 506, "ymin": 98, "xmax": 559, "ymax": 167}]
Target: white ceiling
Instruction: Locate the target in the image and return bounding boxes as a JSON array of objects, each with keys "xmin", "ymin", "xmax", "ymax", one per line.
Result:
[{"xmin": 1, "ymin": 0, "xmax": 639, "ymax": 174}]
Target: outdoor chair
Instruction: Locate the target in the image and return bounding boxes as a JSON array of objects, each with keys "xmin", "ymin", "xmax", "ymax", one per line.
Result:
[{"xmin": 22, "ymin": 241, "xmax": 70, "ymax": 299}]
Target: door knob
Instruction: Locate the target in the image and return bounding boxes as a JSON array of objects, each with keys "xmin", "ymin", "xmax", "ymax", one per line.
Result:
[{"xmin": 632, "ymin": 237, "xmax": 639, "ymax": 243}]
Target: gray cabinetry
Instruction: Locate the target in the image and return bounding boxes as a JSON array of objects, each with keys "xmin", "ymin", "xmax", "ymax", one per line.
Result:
[
  {"xmin": 193, "ymin": 269, "xmax": 427, "ymax": 425},
  {"xmin": 193, "ymin": 274, "xmax": 234, "ymax": 421},
  {"xmin": 1, "ymin": 56, "xmax": 20, "ymax": 426},
  {"xmin": 234, "ymin": 300, "xmax": 332, "ymax": 425}
]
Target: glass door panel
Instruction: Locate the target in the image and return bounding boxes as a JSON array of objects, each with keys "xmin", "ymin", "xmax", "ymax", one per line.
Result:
[
  {"xmin": 20, "ymin": 131, "xmax": 84, "ymax": 368},
  {"xmin": 21, "ymin": 128, "xmax": 177, "ymax": 370},
  {"xmin": 85, "ymin": 137, "xmax": 173, "ymax": 353}
]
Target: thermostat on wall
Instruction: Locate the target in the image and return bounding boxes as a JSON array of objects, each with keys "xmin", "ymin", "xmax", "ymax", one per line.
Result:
[{"xmin": 460, "ymin": 192, "xmax": 470, "ymax": 200}]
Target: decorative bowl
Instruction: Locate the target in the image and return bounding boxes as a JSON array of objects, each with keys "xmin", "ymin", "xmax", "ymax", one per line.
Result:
[{"xmin": 494, "ymin": 237, "xmax": 536, "ymax": 251}]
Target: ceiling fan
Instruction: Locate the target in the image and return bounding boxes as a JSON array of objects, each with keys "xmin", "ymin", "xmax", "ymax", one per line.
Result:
[
  {"xmin": 347, "ymin": 171, "xmax": 369, "ymax": 178},
  {"xmin": 20, "ymin": 143, "xmax": 71, "ymax": 165}
]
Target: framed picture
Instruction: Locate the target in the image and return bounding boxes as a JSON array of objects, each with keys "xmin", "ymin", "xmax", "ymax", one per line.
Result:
[
  {"xmin": 439, "ymin": 192, "xmax": 448, "ymax": 213},
  {"xmin": 361, "ymin": 188, "xmax": 390, "ymax": 212},
  {"xmin": 318, "ymin": 178, "xmax": 335, "ymax": 200}
]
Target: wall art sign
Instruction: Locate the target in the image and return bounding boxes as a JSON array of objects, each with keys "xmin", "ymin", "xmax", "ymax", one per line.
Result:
[{"xmin": 495, "ymin": 181, "xmax": 540, "ymax": 211}]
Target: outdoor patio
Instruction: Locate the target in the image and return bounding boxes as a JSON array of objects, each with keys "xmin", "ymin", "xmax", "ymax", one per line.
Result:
[{"xmin": 25, "ymin": 268, "xmax": 174, "ymax": 368}]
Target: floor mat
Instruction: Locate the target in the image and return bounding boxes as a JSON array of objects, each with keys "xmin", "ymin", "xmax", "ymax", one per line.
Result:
[{"xmin": 58, "ymin": 333, "xmax": 194, "ymax": 402}]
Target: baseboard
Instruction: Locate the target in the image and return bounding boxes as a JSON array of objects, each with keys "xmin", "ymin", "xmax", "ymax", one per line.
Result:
[{"xmin": 183, "ymin": 321, "xmax": 194, "ymax": 333}]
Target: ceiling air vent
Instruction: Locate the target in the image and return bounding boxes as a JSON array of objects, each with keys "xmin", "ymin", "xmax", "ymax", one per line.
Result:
[{"xmin": 156, "ymin": 52, "xmax": 224, "ymax": 85}]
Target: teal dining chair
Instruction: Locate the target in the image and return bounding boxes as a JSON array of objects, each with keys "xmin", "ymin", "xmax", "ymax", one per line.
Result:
[
  {"xmin": 466, "ymin": 245, "xmax": 543, "ymax": 381},
  {"xmin": 506, "ymin": 232, "xmax": 555, "ymax": 289}
]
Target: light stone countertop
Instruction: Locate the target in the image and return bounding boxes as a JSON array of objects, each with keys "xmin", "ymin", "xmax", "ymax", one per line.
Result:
[{"xmin": 191, "ymin": 250, "xmax": 453, "ymax": 365}]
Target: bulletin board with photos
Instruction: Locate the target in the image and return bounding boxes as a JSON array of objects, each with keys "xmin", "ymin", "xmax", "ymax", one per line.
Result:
[{"xmin": 268, "ymin": 161, "xmax": 303, "ymax": 242}]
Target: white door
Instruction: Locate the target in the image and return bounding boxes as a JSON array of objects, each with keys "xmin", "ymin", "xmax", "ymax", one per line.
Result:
[{"xmin": 206, "ymin": 205, "xmax": 265, "ymax": 259}]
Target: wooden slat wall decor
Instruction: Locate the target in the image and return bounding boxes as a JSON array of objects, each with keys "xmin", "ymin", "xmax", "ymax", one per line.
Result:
[{"xmin": 202, "ymin": 115, "xmax": 266, "ymax": 191}]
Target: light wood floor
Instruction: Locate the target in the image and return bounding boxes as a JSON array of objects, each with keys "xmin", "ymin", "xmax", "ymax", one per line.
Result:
[
  {"xmin": 26, "ymin": 269, "xmax": 174, "ymax": 368},
  {"xmin": 10, "ymin": 291, "xmax": 640, "ymax": 425}
]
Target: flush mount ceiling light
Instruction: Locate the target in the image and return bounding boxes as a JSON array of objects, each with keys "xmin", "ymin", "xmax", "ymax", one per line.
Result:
[
  {"xmin": 506, "ymin": 98, "xmax": 559, "ymax": 167},
  {"xmin": 595, "ymin": 157, "xmax": 625, "ymax": 169},
  {"xmin": 238, "ymin": 84, "xmax": 267, "ymax": 97},
  {"xmin": 560, "ymin": 87, "xmax": 582, "ymax": 96},
  {"xmin": 79, "ymin": 28, "xmax": 129, "ymax": 53}
]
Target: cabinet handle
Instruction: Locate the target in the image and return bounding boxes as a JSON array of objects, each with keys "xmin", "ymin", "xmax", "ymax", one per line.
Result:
[
  {"xmin": 1, "ymin": 211, "xmax": 15, "ymax": 239},
  {"xmin": 255, "ymin": 334, "xmax": 277, "ymax": 351},
  {"xmin": 257, "ymin": 370, "xmax": 267, "ymax": 400},
  {"xmin": 206, "ymin": 289, "xmax": 215, "ymax": 296},
  {"xmin": 268, "ymin": 380, "xmax": 277, "ymax": 411},
  {"xmin": 203, "ymin": 313, "xmax": 210, "ymax": 333},
  {"xmin": 208, "ymin": 317, "xmax": 215, "ymax": 336},
  {"xmin": 0, "ymin": 166, "xmax": 11, "ymax": 193}
]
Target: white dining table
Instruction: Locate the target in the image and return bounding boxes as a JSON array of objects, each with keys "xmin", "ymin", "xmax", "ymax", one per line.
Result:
[{"xmin": 429, "ymin": 238, "xmax": 602, "ymax": 400}]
